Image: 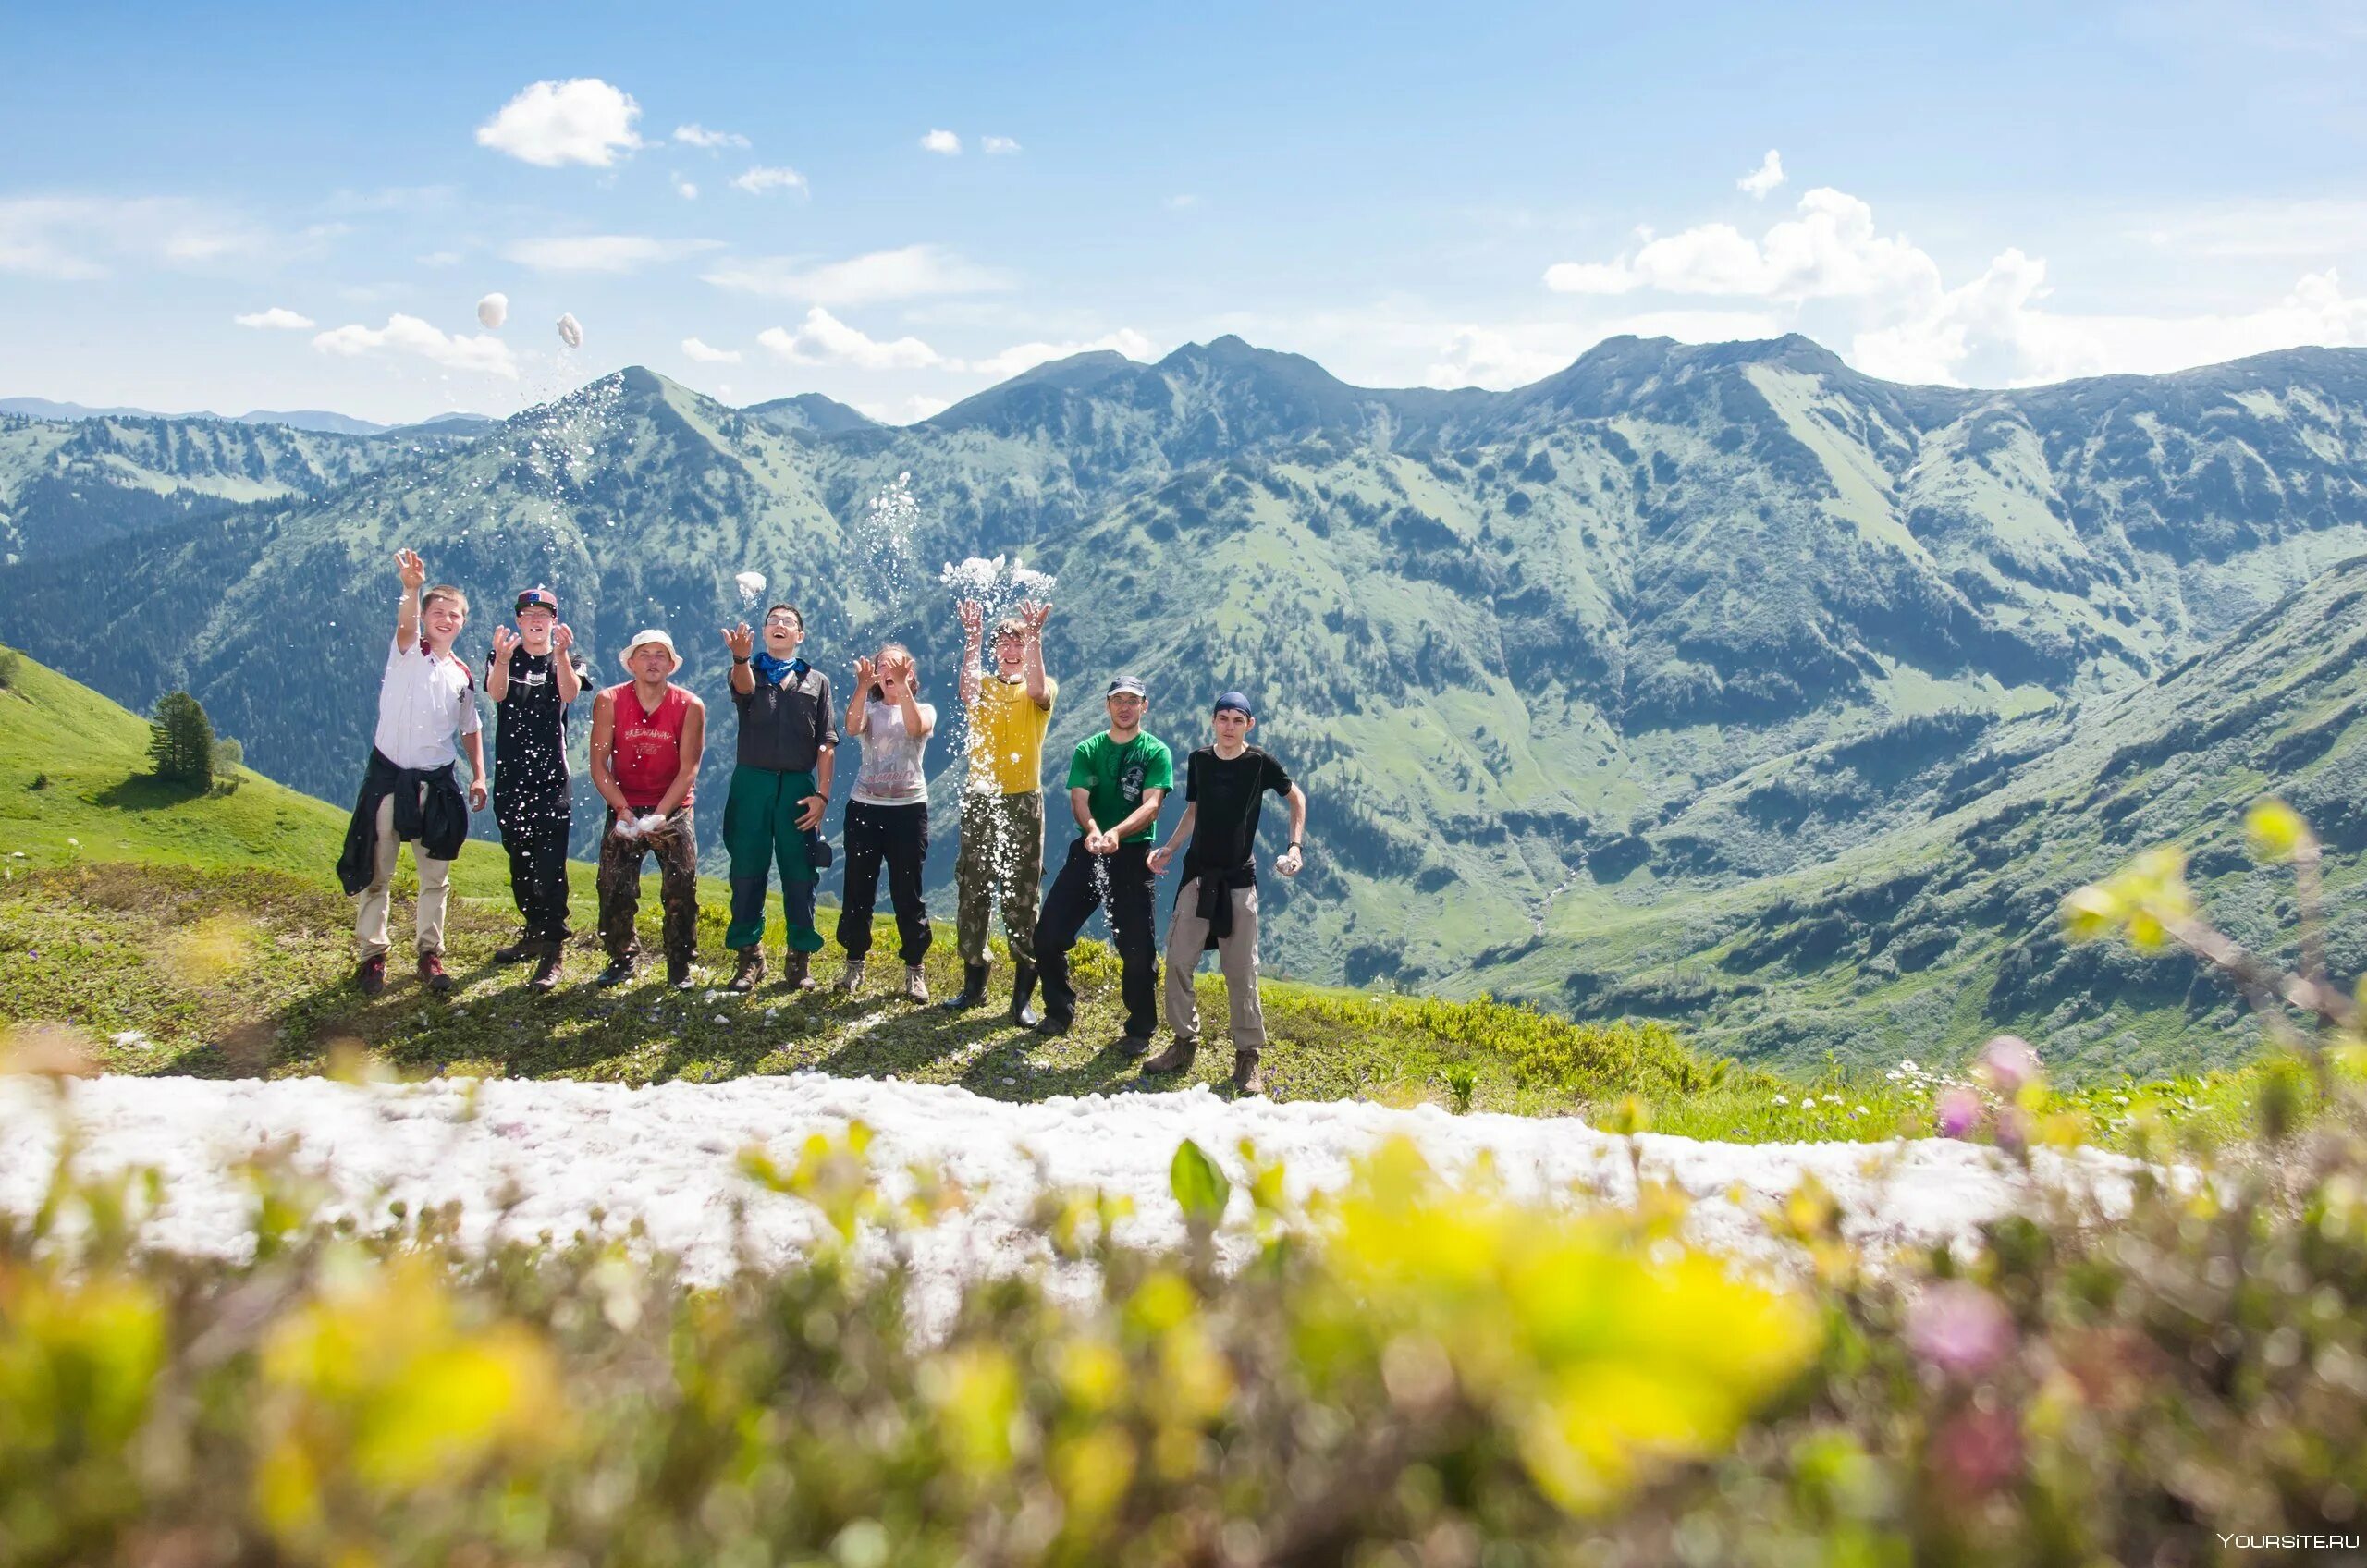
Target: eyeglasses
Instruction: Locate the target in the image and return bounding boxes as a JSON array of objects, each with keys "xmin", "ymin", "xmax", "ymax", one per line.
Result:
[{"xmin": 763, "ymin": 614, "xmax": 799, "ymax": 628}]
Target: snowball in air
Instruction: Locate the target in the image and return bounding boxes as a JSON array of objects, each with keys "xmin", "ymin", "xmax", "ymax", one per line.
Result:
[
  {"xmin": 476, "ymin": 293, "xmax": 509, "ymax": 330},
  {"xmin": 734, "ymin": 570, "xmax": 767, "ymax": 605},
  {"xmin": 557, "ymin": 312, "xmax": 583, "ymax": 349}
]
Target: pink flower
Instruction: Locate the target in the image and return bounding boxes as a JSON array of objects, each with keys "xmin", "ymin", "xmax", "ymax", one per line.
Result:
[
  {"xmin": 1907, "ymin": 1281, "xmax": 2016, "ymax": 1379},
  {"xmin": 1936, "ymin": 1086, "xmax": 1982, "ymax": 1139},
  {"xmin": 1979, "ymin": 1035, "xmax": 2042, "ymax": 1096}
]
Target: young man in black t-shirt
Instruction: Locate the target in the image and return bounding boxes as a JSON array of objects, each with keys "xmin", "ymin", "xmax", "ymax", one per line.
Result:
[
  {"xmin": 1143, "ymin": 691, "xmax": 1308, "ymax": 1095},
  {"xmin": 486, "ymin": 586, "xmax": 586, "ymax": 992}
]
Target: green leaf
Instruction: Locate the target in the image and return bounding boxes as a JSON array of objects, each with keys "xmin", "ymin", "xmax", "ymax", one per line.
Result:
[{"xmin": 1169, "ymin": 1139, "xmax": 1231, "ymax": 1228}]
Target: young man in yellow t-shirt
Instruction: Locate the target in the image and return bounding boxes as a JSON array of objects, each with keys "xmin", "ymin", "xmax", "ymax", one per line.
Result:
[{"xmin": 947, "ymin": 598, "xmax": 1057, "ymax": 1022}]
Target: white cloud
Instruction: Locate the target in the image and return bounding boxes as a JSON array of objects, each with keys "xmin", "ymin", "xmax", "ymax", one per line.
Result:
[
  {"xmin": 475, "ymin": 79, "xmax": 645, "ymax": 168},
  {"xmin": 964, "ymin": 328, "xmax": 1157, "ymax": 380},
  {"xmin": 681, "ymin": 336, "xmax": 742, "ymax": 363},
  {"xmin": 856, "ymin": 393, "xmax": 953, "ymax": 424},
  {"xmin": 500, "ymin": 235, "xmax": 721, "ymax": 273},
  {"xmin": 671, "ymin": 174, "xmax": 699, "ymax": 201},
  {"xmin": 731, "ymin": 165, "xmax": 809, "ymax": 196},
  {"xmin": 1542, "ymin": 182, "xmax": 2367, "ymax": 386},
  {"xmin": 981, "ymin": 135, "xmax": 1021, "ymax": 155},
  {"xmin": 417, "ymin": 251, "xmax": 463, "ymax": 267},
  {"xmin": 920, "ymin": 129, "xmax": 962, "ymax": 155},
  {"xmin": 0, "ymin": 196, "xmax": 270, "ymax": 279},
  {"xmin": 704, "ymin": 243, "xmax": 1010, "ymax": 305},
  {"xmin": 1164, "ymin": 194, "xmax": 1202, "ymax": 210},
  {"xmin": 757, "ymin": 308, "xmax": 946, "ymax": 370},
  {"xmin": 311, "ymin": 314, "xmax": 519, "ymax": 378},
  {"xmin": 234, "ymin": 306, "xmax": 314, "ymax": 330},
  {"xmin": 1736, "ymin": 149, "xmax": 1785, "ymax": 200},
  {"xmin": 672, "ymin": 123, "xmax": 750, "ymax": 150}
]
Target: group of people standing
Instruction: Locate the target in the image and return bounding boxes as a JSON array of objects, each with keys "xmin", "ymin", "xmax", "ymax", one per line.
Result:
[{"xmin": 337, "ymin": 548, "xmax": 1310, "ymax": 1093}]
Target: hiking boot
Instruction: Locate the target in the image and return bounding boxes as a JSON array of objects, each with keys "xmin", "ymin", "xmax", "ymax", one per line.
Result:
[
  {"xmin": 1009, "ymin": 962, "xmax": 1042, "ymax": 1029},
  {"xmin": 840, "ymin": 958, "xmax": 867, "ymax": 996},
  {"xmin": 943, "ymin": 961, "xmax": 990, "ymax": 1011},
  {"xmin": 527, "ymin": 940, "xmax": 563, "ymax": 994},
  {"xmin": 355, "ymin": 954, "xmax": 388, "ymax": 997},
  {"xmin": 1143, "ymin": 1036, "xmax": 1198, "ymax": 1075},
  {"xmin": 904, "ymin": 964, "xmax": 930, "ymax": 1003},
  {"xmin": 1230, "ymin": 1048, "xmax": 1265, "ymax": 1096},
  {"xmin": 726, "ymin": 948, "xmax": 766, "ymax": 994},
  {"xmin": 668, "ymin": 958, "xmax": 694, "ymax": 991},
  {"xmin": 491, "ymin": 932, "xmax": 535, "ymax": 965},
  {"xmin": 1117, "ymin": 1034, "xmax": 1153, "ymax": 1059},
  {"xmin": 595, "ymin": 954, "xmax": 638, "ymax": 987},
  {"xmin": 781, "ymin": 950, "xmax": 816, "ymax": 991},
  {"xmin": 1033, "ymin": 1010, "xmax": 1073, "ymax": 1038},
  {"xmin": 417, "ymin": 952, "xmax": 454, "ymax": 995}
]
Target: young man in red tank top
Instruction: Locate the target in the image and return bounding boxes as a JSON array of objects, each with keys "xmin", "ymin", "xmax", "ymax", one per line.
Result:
[{"xmin": 588, "ymin": 629, "xmax": 706, "ymax": 988}]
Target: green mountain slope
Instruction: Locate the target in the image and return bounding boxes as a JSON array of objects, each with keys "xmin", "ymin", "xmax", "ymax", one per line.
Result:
[{"xmin": 6, "ymin": 336, "xmax": 2367, "ymax": 1080}]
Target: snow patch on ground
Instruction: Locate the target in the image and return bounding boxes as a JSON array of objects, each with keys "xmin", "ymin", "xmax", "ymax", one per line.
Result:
[{"xmin": 0, "ymin": 1074, "xmax": 2137, "ymax": 1326}]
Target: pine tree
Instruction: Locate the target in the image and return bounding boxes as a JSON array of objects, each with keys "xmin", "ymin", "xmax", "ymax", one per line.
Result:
[{"xmin": 148, "ymin": 691, "xmax": 215, "ymax": 789}]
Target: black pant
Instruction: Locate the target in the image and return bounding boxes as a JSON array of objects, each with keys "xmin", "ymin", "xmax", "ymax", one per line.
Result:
[
  {"xmin": 838, "ymin": 801, "xmax": 932, "ymax": 964},
  {"xmin": 1035, "ymin": 838, "xmax": 1158, "ymax": 1035},
  {"xmin": 494, "ymin": 778, "xmax": 571, "ymax": 942}
]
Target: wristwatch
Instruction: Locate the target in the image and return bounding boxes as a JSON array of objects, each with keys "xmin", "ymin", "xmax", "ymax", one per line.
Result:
[{"xmin": 732, "ymin": 655, "xmax": 750, "ymax": 666}]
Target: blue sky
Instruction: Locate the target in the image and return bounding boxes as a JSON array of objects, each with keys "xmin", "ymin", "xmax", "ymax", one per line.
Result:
[{"xmin": 6, "ymin": 0, "xmax": 2365, "ymax": 423}]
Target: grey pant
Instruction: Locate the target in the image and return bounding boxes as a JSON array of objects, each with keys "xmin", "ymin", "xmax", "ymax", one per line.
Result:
[
  {"xmin": 1162, "ymin": 877, "xmax": 1266, "ymax": 1051},
  {"xmin": 355, "ymin": 790, "xmax": 451, "ymax": 960}
]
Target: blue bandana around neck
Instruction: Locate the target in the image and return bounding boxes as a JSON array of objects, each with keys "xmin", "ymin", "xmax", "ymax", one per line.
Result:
[{"xmin": 752, "ymin": 652, "xmax": 808, "ymax": 690}]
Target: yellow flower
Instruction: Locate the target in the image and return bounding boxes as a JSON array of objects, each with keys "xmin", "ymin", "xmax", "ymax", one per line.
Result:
[{"xmin": 2244, "ymin": 798, "xmax": 2310, "ymax": 864}]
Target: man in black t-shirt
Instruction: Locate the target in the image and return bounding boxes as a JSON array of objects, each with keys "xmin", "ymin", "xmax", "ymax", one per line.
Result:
[
  {"xmin": 486, "ymin": 587, "xmax": 586, "ymax": 991},
  {"xmin": 1143, "ymin": 691, "xmax": 1308, "ymax": 1096}
]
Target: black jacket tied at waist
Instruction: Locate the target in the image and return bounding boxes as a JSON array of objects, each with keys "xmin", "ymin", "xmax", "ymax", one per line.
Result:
[
  {"xmin": 1184, "ymin": 861, "xmax": 1258, "ymax": 949},
  {"xmin": 337, "ymin": 749, "xmax": 470, "ymax": 894}
]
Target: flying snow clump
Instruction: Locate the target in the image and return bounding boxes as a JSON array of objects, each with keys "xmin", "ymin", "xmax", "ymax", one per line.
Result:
[{"xmin": 476, "ymin": 293, "xmax": 509, "ymax": 330}]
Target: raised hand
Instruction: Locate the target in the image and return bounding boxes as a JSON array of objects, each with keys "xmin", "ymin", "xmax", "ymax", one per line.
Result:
[
  {"xmin": 553, "ymin": 622, "xmax": 574, "ymax": 653},
  {"xmin": 723, "ymin": 623, "xmax": 755, "ymax": 661},
  {"xmin": 958, "ymin": 599, "xmax": 984, "ymax": 637},
  {"xmin": 853, "ymin": 655, "xmax": 877, "ymax": 691},
  {"xmin": 1021, "ymin": 598, "xmax": 1053, "ymax": 632},
  {"xmin": 394, "ymin": 548, "xmax": 426, "ymax": 591},
  {"xmin": 492, "ymin": 626, "xmax": 521, "ymax": 664}
]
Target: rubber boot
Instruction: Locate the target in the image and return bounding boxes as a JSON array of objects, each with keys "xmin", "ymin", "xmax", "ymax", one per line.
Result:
[
  {"xmin": 942, "ymin": 962, "xmax": 990, "ymax": 1011},
  {"xmin": 1009, "ymin": 961, "xmax": 1042, "ymax": 1029}
]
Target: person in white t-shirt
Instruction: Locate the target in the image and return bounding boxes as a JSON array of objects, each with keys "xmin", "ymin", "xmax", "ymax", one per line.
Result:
[
  {"xmin": 836, "ymin": 642, "xmax": 937, "ymax": 1000},
  {"xmin": 334, "ymin": 547, "xmax": 489, "ymax": 997}
]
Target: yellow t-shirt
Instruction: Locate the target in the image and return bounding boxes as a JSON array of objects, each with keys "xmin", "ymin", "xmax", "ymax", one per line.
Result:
[{"xmin": 967, "ymin": 673, "xmax": 1057, "ymax": 794}]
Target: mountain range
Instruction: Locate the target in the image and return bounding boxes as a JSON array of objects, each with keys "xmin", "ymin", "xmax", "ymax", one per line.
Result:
[{"xmin": 5, "ymin": 333, "xmax": 2365, "ymax": 1077}]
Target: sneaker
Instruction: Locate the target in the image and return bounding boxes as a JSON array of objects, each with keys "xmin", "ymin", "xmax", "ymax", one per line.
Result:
[
  {"xmin": 668, "ymin": 959, "xmax": 694, "ymax": 991},
  {"xmin": 1142, "ymin": 1037, "xmax": 1198, "ymax": 1075},
  {"xmin": 595, "ymin": 955, "xmax": 638, "ymax": 987},
  {"xmin": 1116, "ymin": 1034, "xmax": 1153, "ymax": 1059},
  {"xmin": 417, "ymin": 952, "xmax": 454, "ymax": 995},
  {"xmin": 840, "ymin": 959, "xmax": 867, "ymax": 996},
  {"xmin": 491, "ymin": 933, "xmax": 535, "ymax": 965},
  {"xmin": 1230, "ymin": 1048, "xmax": 1265, "ymax": 1096},
  {"xmin": 355, "ymin": 954, "xmax": 388, "ymax": 997},
  {"xmin": 527, "ymin": 941, "xmax": 563, "ymax": 994},
  {"xmin": 727, "ymin": 948, "xmax": 766, "ymax": 994},
  {"xmin": 903, "ymin": 965, "xmax": 929, "ymax": 1004},
  {"xmin": 781, "ymin": 950, "xmax": 816, "ymax": 991}
]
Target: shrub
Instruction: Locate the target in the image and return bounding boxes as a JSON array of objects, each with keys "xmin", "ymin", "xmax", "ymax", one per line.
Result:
[
  {"xmin": 213, "ymin": 737, "xmax": 244, "ymax": 793},
  {"xmin": 0, "ymin": 645, "xmax": 19, "ymax": 690},
  {"xmin": 146, "ymin": 690, "xmax": 214, "ymax": 790}
]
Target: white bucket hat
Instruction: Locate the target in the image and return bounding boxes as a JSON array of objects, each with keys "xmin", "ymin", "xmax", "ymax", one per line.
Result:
[{"xmin": 619, "ymin": 629, "xmax": 683, "ymax": 675}]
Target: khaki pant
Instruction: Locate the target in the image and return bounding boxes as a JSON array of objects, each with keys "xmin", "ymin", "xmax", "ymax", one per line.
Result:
[
  {"xmin": 1162, "ymin": 877, "xmax": 1265, "ymax": 1051},
  {"xmin": 955, "ymin": 790, "xmax": 1044, "ymax": 966},
  {"xmin": 355, "ymin": 790, "xmax": 452, "ymax": 960}
]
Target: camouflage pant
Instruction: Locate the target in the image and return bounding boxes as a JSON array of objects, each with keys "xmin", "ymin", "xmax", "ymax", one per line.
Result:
[
  {"xmin": 597, "ymin": 805, "xmax": 700, "ymax": 964},
  {"xmin": 955, "ymin": 790, "xmax": 1044, "ymax": 966}
]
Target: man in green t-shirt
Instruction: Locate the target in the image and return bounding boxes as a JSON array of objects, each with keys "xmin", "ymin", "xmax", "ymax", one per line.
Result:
[{"xmin": 1032, "ymin": 675, "xmax": 1173, "ymax": 1047}]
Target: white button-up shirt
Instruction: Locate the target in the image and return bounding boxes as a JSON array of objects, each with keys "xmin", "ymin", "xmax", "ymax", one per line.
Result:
[{"xmin": 374, "ymin": 635, "xmax": 482, "ymax": 770}]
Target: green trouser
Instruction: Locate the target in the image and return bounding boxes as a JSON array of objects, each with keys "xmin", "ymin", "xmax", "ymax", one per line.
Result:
[
  {"xmin": 956, "ymin": 788, "xmax": 1045, "ymax": 966},
  {"xmin": 723, "ymin": 766, "xmax": 823, "ymax": 953}
]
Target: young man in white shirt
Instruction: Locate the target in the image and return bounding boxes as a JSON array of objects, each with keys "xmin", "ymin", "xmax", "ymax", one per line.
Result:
[{"xmin": 334, "ymin": 547, "xmax": 489, "ymax": 997}]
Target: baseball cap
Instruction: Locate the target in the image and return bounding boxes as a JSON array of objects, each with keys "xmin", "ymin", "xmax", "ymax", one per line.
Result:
[
  {"xmin": 1107, "ymin": 675, "xmax": 1147, "ymax": 697},
  {"xmin": 1213, "ymin": 691, "xmax": 1254, "ymax": 717},
  {"xmin": 515, "ymin": 586, "xmax": 558, "ymax": 615}
]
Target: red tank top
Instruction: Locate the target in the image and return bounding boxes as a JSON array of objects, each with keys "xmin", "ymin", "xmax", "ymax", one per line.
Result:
[{"xmin": 608, "ymin": 682, "xmax": 696, "ymax": 810}]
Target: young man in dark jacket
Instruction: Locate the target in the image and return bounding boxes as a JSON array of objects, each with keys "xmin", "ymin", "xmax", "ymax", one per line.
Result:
[
  {"xmin": 485, "ymin": 585, "xmax": 585, "ymax": 992},
  {"xmin": 337, "ymin": 546, "xmax": 489, "ymax": 998},
  {"xmin": 720, "ymin": 604, "xmax": 836, "ymax": 992}
]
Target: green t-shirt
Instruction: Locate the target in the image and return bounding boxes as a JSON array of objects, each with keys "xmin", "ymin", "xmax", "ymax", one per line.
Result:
[{"xmin": 1066, "ymin": 729, "xmax": 1174, "ymax": 842}]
